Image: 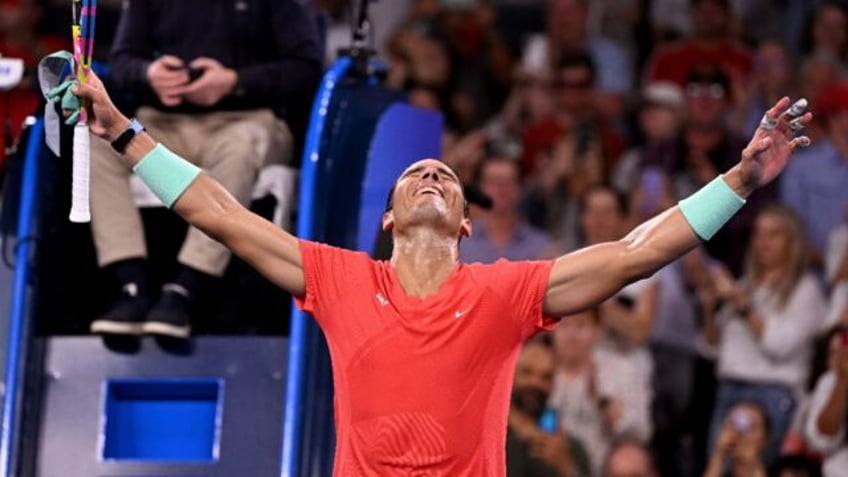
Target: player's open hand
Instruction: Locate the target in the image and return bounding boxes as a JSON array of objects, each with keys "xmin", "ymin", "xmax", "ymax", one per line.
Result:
[
  {"xmin": 737, "ymin": 97, "xmax": 812, "ymax": 192},
  {"xmin": 72, "ymin": 71, "xmax": 131, "ymax": 141}
]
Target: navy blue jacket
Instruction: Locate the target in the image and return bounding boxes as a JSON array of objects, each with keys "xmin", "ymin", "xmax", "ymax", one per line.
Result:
[{"xmin": 109, "ymin": 0, "xmax": 323, "ymax": 120}]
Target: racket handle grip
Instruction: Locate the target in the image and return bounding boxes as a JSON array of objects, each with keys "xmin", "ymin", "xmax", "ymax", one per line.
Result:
[{"xmin": 70, "ymin": 123, "xmax": 91, "ymax": 223}]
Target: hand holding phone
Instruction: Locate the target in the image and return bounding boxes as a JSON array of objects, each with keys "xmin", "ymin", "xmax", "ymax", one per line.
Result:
[
  {"xmin": 147, "ymin": 55, "xmax": 191, "ymax": 106},
  {"xmin": 731, "ymin": 409, "xmax": 751, "ymax": 434}
]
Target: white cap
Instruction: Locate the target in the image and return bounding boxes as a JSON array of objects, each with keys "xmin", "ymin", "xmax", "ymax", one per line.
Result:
[
  {"xmin": 0, "ymin": 57, "xmax": 24, "ymax": 92},
  {"xmin": 642, "ymin": 81, "xmax": 684, "ymax": 109}
]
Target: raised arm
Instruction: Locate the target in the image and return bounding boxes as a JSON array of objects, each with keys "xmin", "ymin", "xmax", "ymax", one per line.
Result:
[
  {"xmin": 544, "ymin": 97, "xmax": 812, "ymax": 317},
  {"xmin": 74, "ymin": 71, "xmax": 306, "ymax": 298}
]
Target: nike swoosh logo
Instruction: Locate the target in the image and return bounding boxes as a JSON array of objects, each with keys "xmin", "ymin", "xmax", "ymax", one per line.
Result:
[{"xmin": 454, "ymin": 309, "xmax": 469, "ymax": 319}]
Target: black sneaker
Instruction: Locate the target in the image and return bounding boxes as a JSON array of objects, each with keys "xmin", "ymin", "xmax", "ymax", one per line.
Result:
[
  {"xmin": 143, "ymin": 285, "xmax": 192, "ymax": 339},
  {"xmin": 90, "ymin": 283, "xmax": 148, "ymax": 335}
]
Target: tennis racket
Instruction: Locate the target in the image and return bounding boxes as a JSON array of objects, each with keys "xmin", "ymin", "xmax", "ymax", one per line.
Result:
[{"xmin": 70, "ymin": 0, "xmax": 96, "ymax": 222}]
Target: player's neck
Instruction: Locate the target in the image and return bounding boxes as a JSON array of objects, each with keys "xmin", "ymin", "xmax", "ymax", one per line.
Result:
[{"xmin": 390, "ymin": 228, "xmax": 459, "ymax": 298}]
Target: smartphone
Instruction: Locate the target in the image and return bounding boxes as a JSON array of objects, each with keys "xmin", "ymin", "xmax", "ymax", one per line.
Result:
[
  {"xmin": 538, "ymin": 408, "xmax": 559, "ymax": 434},
  {"xmin": 521, "ymin": 38, "xmax": 549, "ymax": 77},
  {"xmin": 163, "ymin": 62, "xmax": 202, "ymax": 82},
  {"xmin": 188, "ymin": 67, "xmax": 203, "ymax": 82},
  {"xmin": 731, "ymin": 410, "xmax": 751, "ymax": 434}
]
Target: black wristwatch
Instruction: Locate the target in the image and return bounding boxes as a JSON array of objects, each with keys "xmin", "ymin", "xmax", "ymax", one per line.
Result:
[{"xmin": 111, "ymin": 118, "xmax": 146, "ymax": 154}]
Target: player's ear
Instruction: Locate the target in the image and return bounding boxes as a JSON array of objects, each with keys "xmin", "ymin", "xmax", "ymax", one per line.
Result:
[
  {"xmin": 382, "ymin": 211, "xmax": 395, "ymax": 232},
  {"xmin": 460, "ymin": 217, "xmax": 472, "ymax": 238}
]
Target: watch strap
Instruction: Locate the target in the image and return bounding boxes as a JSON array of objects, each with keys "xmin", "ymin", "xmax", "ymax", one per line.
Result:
[{"xmin": 111, "ymin": 118, "xmax": 145, "ymax": 154}]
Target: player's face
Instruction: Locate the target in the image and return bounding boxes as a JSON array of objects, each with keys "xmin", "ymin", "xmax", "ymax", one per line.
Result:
[{"xmin": 384, "ymin": 159, "xmax": 469, "ymax": 236}]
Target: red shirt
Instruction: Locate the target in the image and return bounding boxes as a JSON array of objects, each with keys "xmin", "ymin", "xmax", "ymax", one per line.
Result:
[
  {"xmin": 295, "ymin": 240, "xmax": 557, "ymax": 476},
  {"xmin": 644, "ymin": 40, "xmax": 752, "ymax": 86}
]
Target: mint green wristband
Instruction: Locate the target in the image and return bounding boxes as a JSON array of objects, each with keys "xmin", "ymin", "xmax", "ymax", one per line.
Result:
[
  {"xmin": 678, "ymin": 174, "xmax": 746, "ymax": 241},
  {"xmin": 132, "ymin": 143, "xmax": 201, "ymax": 208}
]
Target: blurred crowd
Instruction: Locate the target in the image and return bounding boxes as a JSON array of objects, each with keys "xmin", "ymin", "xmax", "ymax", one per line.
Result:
[
  {"xmin": 3, "ymin": 0, "xmax": 848, "ymax": 475},
  {"xmin": 364, "ymin": 0, "xmax": 848, "ymax": 476}
]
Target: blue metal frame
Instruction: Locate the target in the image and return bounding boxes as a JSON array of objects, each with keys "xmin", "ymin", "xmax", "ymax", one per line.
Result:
[
  {"xmin": 279, "ymin": 56, "xmax": 351, "ymax": 477},
  {"xmin": 1, "ymin": 118, "xmax": 44, "ymax": 477}
]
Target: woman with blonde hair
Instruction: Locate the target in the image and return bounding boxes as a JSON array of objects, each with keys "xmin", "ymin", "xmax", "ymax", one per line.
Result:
[{"xmin": 701, "ymin": 204, "xmax": 828, "ymax": 466}]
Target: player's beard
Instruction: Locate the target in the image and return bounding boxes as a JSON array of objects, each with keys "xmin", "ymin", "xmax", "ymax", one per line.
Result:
[
  {"xmin": 510, "ymin": 387, "xmax": 548, "ymax": 420},
  {"xmin": 400, "ymin": 198, "xmax": 458, "ymax": 235}
]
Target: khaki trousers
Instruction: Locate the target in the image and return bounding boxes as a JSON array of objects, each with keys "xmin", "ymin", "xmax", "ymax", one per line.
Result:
[{"xmin": 90, "ymin": 106, "xmax": 293, "ymax": 276}]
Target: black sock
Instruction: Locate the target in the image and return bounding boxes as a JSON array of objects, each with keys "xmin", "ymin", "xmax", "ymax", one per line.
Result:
[
  {"xmin": 109, "ymin": 258, "xmax": 149, "ymax": 300},
  {"xmin": 171, "ymin": 265, "xmax": 214, "ymax": 300}
]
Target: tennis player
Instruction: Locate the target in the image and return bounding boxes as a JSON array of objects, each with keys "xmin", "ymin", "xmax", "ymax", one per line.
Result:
[{"xmin": 74, "ymin": 72, "xmax": 811, "ymax": 475}]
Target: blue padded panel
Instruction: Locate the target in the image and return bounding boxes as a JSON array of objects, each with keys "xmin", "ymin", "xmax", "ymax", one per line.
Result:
[{"xmin": 356, "ymin": 104, "xmax": 443, "ymax": 252}]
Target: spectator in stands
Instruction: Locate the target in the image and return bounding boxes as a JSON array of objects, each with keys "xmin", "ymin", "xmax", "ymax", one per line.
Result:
[
  {"xmin": 507, "ymin": 337, "xmax": 592, "ymax": 477},
  {"xmin": 590, "ymin": 188, "xmax": 659, "ymax": 353},
  {"xmin": 802, "ymin": 1, "xmax": 848, "ymax": 65},
  {"xmin": 550, "ymin": 308, "xmax": 653, "ymax": 475},
  {"xmin": 644, "ymin": 0, "xmax": 751, "ymax": 87},
  {"xmin": 460, "ymin": 155, "xmax": 556, "ymax": 263},
  {"xmin": 768, "ymin": 454, "xmax": 823, "ymax": 477},
  {"xmin": 498, "ymin": 47, "xmax": 556, "ymax": 143},
  {"xmin": 583, "ymin": 0, "xmax": 640, "ymax": 53},
  {"xmin": 791, "ymin": 51, "xmax": 842, "ymax": 149},
  {"xmin": 702, "ymin": 205, "xmax": 828, "ymax": 465},
  {"xmin": 0, "ymin": 0, "xmax": 67, "ymax": 168},
  {"xmin": 654, "ymin": 64, "xmax": 774, "ymax": 275},
  {"xmin": 704, "ymin": 400, "xmax": 772, "ymax": 477},
  {"xmin": 520, "ymin": 0, "xmax": 633, "ymax": 123},
  {"xmin": 603, "ymin": 439, "xmax": 659, "ymax": 477},
  {"xmin": 781, "ymin": 81, "xmax": 848, "ymax": 268},
  {"xmin": 550, "ymin": 52, "xmax": 624, "ymax": 168},
  {"xmin": 612, "ymin": 81, "xmax": 685, "ymax": 194},
  {"xmin": 519, "ymin": 54, "xmax": 624, "ymax": 246},
  {"xmin": 793, "ymin": 2, "xmax": 848, "ymax": 151},
  {"xmin": 88, "ymin": 0, "xmax": 322, "ymax": 339},
  {"xmin": 804, "ymin": 324, "xmax": 848, "ymax": 477},
  {"xmin": 437, "ymin": 0, "xmax": 514, "ymax": 132},
  {"xmin": 732, "ymin": 40, "xmax": 796, "ymax": 138},
  {"xmin": 385, "ymin": 27, "xmax": 459, "ymax": 146},
  {"xmin": 627, "ymin": 167, "xmax": 705, "ymax": 477},
  {"xmin": 523, "ymin": 146, "xmax": 614, "ymax": 256},
  {"xmin": 730, "ymin": 0, "xmax": 796, "ymax": 47},
  {"xmin": 826, "ymin": 208, "xmax": 848, "ymax": 329}
]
